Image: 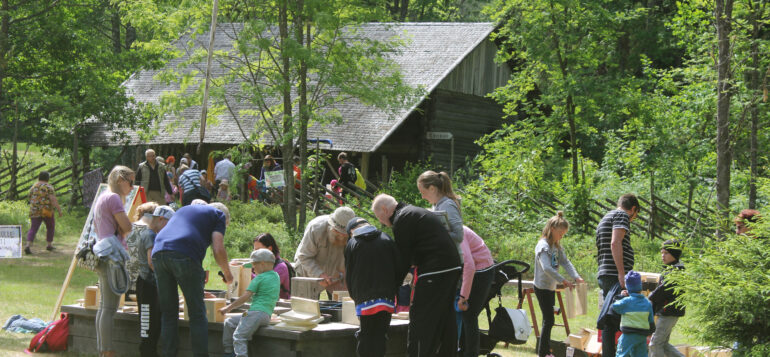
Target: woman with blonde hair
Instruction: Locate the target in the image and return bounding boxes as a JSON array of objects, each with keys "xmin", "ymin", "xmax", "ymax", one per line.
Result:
[
  {"xmin": 93, "ymin": 165, "xmax": 135, "ymax": 357},
  {"xmin": 417, "ymin": 170, "xmax": 464, "ymax": 260},
  {"xmin": 533, "ymin": 211, "xmax": 583, "ymax": 357}
]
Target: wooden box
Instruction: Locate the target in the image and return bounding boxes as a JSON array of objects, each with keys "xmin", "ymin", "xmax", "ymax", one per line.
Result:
[
  {"xmin": 84, "ymin": 286, "xmax": 124, "ymax": 309},
  {"xmin": 184, "ymin": 297, "xmax": 227, "ymax": 322},
  {"xmin": 341, "ymin": 300, "xmax": 359, "ymax": 326}
]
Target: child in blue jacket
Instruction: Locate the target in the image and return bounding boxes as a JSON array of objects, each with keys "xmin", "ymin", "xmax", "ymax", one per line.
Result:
[{"xmin": 612, "ymin": 270, "xmax": 655, "ymax": 357}]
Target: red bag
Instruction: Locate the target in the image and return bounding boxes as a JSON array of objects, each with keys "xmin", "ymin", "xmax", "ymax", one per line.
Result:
[{"xmin": 26, "ymin": 313, "xmax": 69, "ymax": 353}]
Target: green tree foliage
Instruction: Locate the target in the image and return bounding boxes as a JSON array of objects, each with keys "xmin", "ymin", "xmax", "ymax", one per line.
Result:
[
  {"xmin": 0, "ymin": 0, "xmax": 162, "ymax": 201},
  {"xmin": 666, "ymin": 220, "xmax": 770, "ymax": 354},
  {"xmin": 480, "ymin": 0, "xmax": 768, "ymax": 220},
  {"xmin": 127, "ymin": 0, "xmax": 420, "ymax": 228}
]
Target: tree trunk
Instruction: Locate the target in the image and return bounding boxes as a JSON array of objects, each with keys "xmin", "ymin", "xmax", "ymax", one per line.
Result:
[
  {"xmin": 82, "ymin": 146, "xmax": 91, "ymax": 175},
  {"xmin": 747, "ymin": 5, "xmax": 761, "ymax": 209},
  {"xmin": 70, "ymin": 129, "xmax": 80, "ymax": 208},
  {"xmin": 399, "ymin": 0, "xmax": 409, "ymax": 20},
  {"xmin": 714, "ymin": 0, "xmax": 734, "ymax": 219},
  {"xmin": 111, "ymin": 8, "xmax": 121, "ymax": 53},
  {"xmin": 279, "ymin": 0, "xmax": 296, "ymax": 230},
  {"xmin": 125, "ymin": 23, "xmax": 136, "ymax": 50},
  {"xmin": 566, "ymin": 95, "xmax": 579, "ymax": 185},
  {"xmin": 297, "ymin": 8, "xmax": 309, "ymax": 229},
  {"xmin": 0, "ymin": 0, "xmax": 9, "ymax": 182},
  {"xmin": 9, "ymin": 107, "xmax": 18, "ymax": 200}
]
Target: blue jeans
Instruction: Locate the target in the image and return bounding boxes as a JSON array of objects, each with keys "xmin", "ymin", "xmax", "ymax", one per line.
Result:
[
  {"xmin": 153, "ymin": 251, "xmax": 208, "ymax": 357},
  {"xmin": 598, "ymin": 275, "xmax": 620, "ymax": 357},
  {"xmin": 223, "ymin": 311, "xmax": 270, "ymax": 357}
]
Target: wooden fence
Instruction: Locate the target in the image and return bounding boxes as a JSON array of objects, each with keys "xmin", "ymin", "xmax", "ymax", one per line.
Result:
[
  {"xmin": 524, "ymin": 193, "xmax": 716, "ymax": 241},
  {"xmin": 0, "ymin": 163, "xmax": 100, "ymax": 204}
]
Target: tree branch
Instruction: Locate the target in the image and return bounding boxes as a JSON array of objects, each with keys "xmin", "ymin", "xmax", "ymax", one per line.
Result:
[{"xmin": 9, "ymin": 0, "xmax": 61, "ymax": 25}]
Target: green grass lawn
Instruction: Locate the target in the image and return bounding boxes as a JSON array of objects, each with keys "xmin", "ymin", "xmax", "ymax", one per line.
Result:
[{"xmin": 0, "ymin": 200, "xmax": 702, "ymax": 356}]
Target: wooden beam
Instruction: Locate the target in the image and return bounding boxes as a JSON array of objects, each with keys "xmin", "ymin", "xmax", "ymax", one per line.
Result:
[
  {"xmin": 381, "ymin": 155, "xmax": 388, "ymax": 183},
  {"xmin": 360, "ymin": 153, "xmax": 369, "ymax": 180}
]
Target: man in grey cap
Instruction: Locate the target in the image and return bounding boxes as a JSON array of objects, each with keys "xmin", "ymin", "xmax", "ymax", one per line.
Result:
[{"xmin": 294, "ymin": 206, "xmax": 356, "ymax": 295}]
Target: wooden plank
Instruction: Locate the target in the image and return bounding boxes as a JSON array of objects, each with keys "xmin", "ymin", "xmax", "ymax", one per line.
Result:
[{"xmin": 290, "ymin": 279, "xmax": 325, "ymax": 301}]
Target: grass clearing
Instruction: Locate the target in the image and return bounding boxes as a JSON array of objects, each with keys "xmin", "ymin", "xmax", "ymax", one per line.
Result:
[{"xmin": 0, "ymin": 200, "xmax": 701, "ymax": 356}]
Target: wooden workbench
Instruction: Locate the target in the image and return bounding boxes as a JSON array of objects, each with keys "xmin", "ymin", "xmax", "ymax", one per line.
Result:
[{"xmin": 62, "ymin": 305, "xmax": 409, "ymax": 356}]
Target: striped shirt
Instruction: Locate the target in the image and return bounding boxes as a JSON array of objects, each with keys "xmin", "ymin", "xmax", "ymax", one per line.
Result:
[
  {"xmin": 178, "ymin": 169, "xmax": 201, "ymax": 192},
  {"xmin": 595, "ymin": 209, "xmax": 633, "ymax": 277}
]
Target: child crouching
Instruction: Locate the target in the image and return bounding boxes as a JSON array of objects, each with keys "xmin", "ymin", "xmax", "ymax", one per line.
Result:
[
  {"xmin": 219, "ymin": 249, "xmax": 280, "ymax": 357},
  {"xmin": 612, "ymin": 271, "xmax": 655, "ymax": 357}
]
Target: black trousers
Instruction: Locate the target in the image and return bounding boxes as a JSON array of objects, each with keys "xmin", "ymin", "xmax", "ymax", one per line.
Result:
[
  {"xmin": 534, "ymin": 287, "xmax": 555, "ymax": 357},
  {"xmin": 409, "ymin": 269, "xmax": 461, "ymax": 357},
  {"xmin": 136, "ymin": 276, "xmax": 161, "ymax": 357},
  {"xmin": 357, "ymin": 311, "xmax": 392, "ymax": 357},
  {"xmin": 460, "ymin": 268, "xmax": 495, "ymax": 357}
]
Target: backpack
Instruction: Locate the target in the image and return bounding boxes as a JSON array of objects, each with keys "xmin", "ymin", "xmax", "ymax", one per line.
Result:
[
  {"xmin": 277, "ymin": 258, "xmax": 297, "ymax": 294},
  {"xmin": 27, "ymin": 313, "xmax": 69, "ymax": 353},
  {"xmin": 488, "ymin": 306, "xmax": 531, "ymax": 344},
  {"xmin": 354, "ymin": 169, "xmax": 367, "ymax": 190}
]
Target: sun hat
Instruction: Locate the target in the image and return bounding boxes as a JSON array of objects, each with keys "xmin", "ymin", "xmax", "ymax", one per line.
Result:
[{"xmin": 328, "ymin": 206, "xmax": 355, "ymax": 233}]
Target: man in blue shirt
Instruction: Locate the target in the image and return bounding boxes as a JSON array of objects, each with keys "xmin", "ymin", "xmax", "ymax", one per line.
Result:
[{"xmin": 152, "ymin": 202, "xmax": 234, "ymax": 357}]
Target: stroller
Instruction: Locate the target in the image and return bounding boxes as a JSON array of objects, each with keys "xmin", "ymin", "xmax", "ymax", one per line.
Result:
[{"xmin": 462, "ymin": 259, "xmax": 531, "ymax": 357}]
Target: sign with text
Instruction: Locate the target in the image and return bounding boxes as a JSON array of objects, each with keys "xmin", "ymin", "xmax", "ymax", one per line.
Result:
[
  {"xmin": 426, "ymin": 131, "xmax": 453, "ymax": 140},
  {"xmin": 0, "ymin": 225, "xmax": 23, "ymax": 258},
  {"xmin": 264, "ymin": 171, "xmax": 285, "ymax": 188}
]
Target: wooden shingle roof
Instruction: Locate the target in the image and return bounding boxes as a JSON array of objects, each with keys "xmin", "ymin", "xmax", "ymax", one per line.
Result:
[{"xmin": 88, "ymin": 22, "xmax": 497, "ymax": 152}]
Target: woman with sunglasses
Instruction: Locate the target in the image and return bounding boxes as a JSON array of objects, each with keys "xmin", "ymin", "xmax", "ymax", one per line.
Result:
[{"xmin": 93, "ymin": 165, "xmax": 135, "ymax": 357}]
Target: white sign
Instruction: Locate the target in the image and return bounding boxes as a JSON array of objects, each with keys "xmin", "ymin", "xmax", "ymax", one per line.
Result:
[
  {"xmin": 426, "ymin": 131, "xmax": 453, "ymax": 140},
  {"xmin": 566, "ymin": 347, "xmax": 575, "ymax": 357},
  {"xmin": 264, "ymin": 171, "xmax": 285, "ymax": 188},
  {"xmin": 0, "ymin": 225, "xmax": 23, "ymax": 258}
]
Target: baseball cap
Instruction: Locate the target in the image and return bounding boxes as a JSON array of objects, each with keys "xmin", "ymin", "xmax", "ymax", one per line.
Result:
[
  {"xmin": 250, "ymin": 248, "xmax": 275, "ymax": 263},
  {"xmin": 152, "ymin": 205, "xmax": 175, "ymax": 220}
]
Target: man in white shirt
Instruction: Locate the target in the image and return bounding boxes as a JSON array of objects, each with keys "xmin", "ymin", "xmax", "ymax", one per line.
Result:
[{"xmin": 214, "ymin": 154, "xmax": 235, "ymax": 194}]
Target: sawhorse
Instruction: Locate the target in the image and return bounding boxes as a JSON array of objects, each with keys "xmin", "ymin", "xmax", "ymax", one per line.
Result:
[{"xmin": 506, "ymin": 279, "xmax": 570, "ymax": 338}]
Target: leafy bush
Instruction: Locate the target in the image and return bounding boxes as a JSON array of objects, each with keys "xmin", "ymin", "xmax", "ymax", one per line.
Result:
[
  {"xmin": 667, "ymin": 219, "xmax": 770, "ymax": 355},
  {"xmin": 220, "ymin": 200, "xmax": 311, "ymax": 260},
  {"xmin": 379, "ymin": 160, "xmax": 433, "ymax": 206}
]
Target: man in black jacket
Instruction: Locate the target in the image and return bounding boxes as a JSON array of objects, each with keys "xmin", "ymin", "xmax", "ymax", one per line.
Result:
[
  {"xmin": 344, "ymin": 217, "xmax": 401, "ymax": 357},
  {"xmin": 372, "ymin": 194, "xmax": 462, "ymax": 357}
]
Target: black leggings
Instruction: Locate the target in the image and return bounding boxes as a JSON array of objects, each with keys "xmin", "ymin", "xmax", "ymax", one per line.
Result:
[{"xmin": 534, "ymin": 287, "xmax": 555, "ymax": 357}]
